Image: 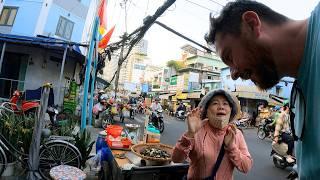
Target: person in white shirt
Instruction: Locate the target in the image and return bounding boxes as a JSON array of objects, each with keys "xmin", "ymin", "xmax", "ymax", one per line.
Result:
[{"xmin": 150, "ymin": 98, "xmax": 162, "ymax": 112}]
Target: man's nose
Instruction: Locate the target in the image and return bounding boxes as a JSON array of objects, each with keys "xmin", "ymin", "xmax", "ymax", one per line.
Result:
[{"xmin": 231, "ymin": 67, "xmax": 240, "ymax": 80}]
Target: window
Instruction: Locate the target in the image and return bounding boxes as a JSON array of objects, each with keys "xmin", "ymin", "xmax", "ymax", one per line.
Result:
[
  {"xmin": 134, "ymin": 64, "xmax": 145, "ymax": 70},
  {"xmin": 0, "ymin": 7, "xmax": 18, "ymax": 26},
  {"xmin": 55, "ymin": 16, "xmax": 74, "ymax": 39}
]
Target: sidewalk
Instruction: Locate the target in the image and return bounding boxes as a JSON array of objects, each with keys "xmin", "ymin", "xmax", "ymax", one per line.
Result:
[
  {"xmin": 83, "ymin": 126, "xmax": 104, "ymax": 180},
  {"xmin": 84, "ymin": 115, "xmax": 147, "ymax": 179}
]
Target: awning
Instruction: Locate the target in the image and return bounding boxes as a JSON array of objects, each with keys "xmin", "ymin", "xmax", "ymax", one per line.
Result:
[
  {"xmin": 176, "ymin": 93, "xmax": 188, "ymax": 100},
  {"xmin": 130, "ymin": 93, "xmax": 140, "ymax": 98},
  {"xmin": 187, "ymin": 92, "xmax": 201, "ymax": 99},
  {"xmin": 159, "ymin": 93, "xmax": 175, "ymax": 100},
  {"xmin": 232, "ymin": 91, "xmax": 282, "ymax": 106},
  {"xmin": 232, "ymin": 91, "xmax": 269, "ymax": 101},
  {"xmin": 0, "ymin": 33, "xmax": 87, "ymax": 62}
]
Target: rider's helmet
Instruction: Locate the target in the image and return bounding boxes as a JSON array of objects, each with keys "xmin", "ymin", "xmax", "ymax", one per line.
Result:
[
  {"xmin": 100, "ymin": 99, "xmax": 107, "ymax": 105},
  {"xmin": 98, "ymin": 89, "xmax": 105, "ymax": 94},
  {"xmin": 154, "ymin": 97, "xmax": 160, "ymax": 102},
  {"xmin": 107, "ymin": 98, "xmax": 114, "ymax": 105}
]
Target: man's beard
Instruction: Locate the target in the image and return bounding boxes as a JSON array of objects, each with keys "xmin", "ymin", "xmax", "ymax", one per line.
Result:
[{"xmin": 246, "ymin": 40, "xmax": 280, "ymax": 90}]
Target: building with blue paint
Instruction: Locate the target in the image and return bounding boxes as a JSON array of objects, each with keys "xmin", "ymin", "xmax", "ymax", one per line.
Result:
[
  {"xmin": 0, "ymin": 0, "xmax": 95, "ymax": 105},
  {"xmin": 0, "ymin": 0, "xmax": 91, "ymax": 42},
  {"xmin": 220, "ymin": 67, "xmax": 294, "ymax": 115}
]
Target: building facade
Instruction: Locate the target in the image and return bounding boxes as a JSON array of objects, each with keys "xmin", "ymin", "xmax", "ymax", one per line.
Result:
[
  {"xmin": 0, "ymin": 0, "xmax": 92, "ymax": 104},
  {"xmin": 220, "ymin": 67, "xmax": 294, "ymax": 114},
  {"xmin": 0, "ymin": 0, "xmax": 91, "ymax": 42}
]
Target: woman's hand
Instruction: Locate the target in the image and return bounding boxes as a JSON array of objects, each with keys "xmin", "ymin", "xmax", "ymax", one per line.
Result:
[
  {"xmin": 186, "ymin": 107, "xmax": 203, "ymax": 138},
  {"xmin": 224, "ymin": 124, "xmax": 237, "ymax": 148}
]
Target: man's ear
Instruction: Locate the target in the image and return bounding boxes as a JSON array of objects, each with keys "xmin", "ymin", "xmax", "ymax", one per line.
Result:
[{"xmin": 242, "ymin": 11, "xmax": 261, "ymax": 37}]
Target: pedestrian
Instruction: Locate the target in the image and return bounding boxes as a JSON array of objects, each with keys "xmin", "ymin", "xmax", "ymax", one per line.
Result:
[
  {"xmin": 172, "ymin": 89, "xmax": 252, "ymax": 179},
  {"xmin": 204, "ymin": 0, "xmax": 320, "ymax": 178}
]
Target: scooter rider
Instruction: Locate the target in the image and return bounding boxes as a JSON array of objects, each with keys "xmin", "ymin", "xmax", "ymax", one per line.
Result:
[
  {"xmin": 176, "ymin": 101, "xmax": 186, "ymax": 112},
  {"xmin": 129, "ymin": 96, "xmax": 137, "ymax": 119},
  {"xmin": 273, "ymin": 102, "xmax": 295, "ymax": 163},
  {"xmin": 150, "ymin": 98, "xmax": 162, "ymax": 120}
]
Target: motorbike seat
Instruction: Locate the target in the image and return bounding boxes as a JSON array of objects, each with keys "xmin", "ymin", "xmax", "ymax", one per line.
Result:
[{"xmin": 272, "ymin": 142, "xmax": 289, "ymax": 156}]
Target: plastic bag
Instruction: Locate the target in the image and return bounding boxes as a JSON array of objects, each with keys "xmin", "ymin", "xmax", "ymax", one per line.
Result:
[
  {"xmin": 88, "ymin": 150, "xmax": 102, "ymax": 172},
  {"xmin": 123, "ymin": 109, "xmax": 130, "ymax": 118},
  {"xmin": 111, "ymin": 106, "xmax": 118, "ymax": 115}
]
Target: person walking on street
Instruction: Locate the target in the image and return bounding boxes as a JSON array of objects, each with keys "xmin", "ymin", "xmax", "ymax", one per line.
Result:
[
  {"xmin": 172, "ymin": 89, "xmax": 252, "ymax": 179},
  {"xmin": 205, "ymin": 0, "xmax": 320, "ymax": 177}
]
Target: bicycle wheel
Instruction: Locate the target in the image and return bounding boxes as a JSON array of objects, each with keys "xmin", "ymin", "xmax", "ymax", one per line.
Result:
[
  {"xmin": 38, "ymin": 141, "xmax": 82, "ymax": 179},
  {"xmin": 0, "ymin": 146, "xmax": 7, "ymax": 176}
]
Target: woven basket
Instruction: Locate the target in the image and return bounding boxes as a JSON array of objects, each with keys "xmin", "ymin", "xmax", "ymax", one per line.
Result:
[{"xmin": 131, "ymin": 143, "xmax": 173, "ymax": 162}]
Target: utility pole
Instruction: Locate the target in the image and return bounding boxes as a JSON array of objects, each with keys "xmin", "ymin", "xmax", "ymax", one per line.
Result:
[{"xmin": 114, "ymin": 33, "xmax": 127, "ymax": 98}]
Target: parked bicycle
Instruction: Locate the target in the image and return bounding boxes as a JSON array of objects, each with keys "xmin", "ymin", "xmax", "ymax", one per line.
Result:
[
  {"xmin": 0, "ymin": 128, "xmax": 82, "ymax": 179},
  {"xmin": 0, "ymin": 86, "xmax": 82, "ymax": 179}
]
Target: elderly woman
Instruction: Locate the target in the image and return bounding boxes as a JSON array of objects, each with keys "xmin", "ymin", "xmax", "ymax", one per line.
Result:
[{"xmin": 172, "ymin": 89, "xmax": 252, "ymax": 180}]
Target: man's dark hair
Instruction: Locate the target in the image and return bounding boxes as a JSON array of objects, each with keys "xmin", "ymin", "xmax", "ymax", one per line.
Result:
[{"xmin": 205, "ymin": 0, "xmax": 289, "ymax": 45}]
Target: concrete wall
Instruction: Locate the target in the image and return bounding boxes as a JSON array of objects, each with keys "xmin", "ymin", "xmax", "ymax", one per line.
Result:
[
  {"xmin": 186, "ymin": 55, "xmax": 227, "ymax": 70},
  {"xmin": 5, "ymin": 44, "xmax": 77, "ymax": 105},
  {"xmin": 0, "ymin": 0, "xmax": 43, "ymax": 35},
  {"xmin": 220, "ymin": 67, "xmax": 293, "ymax": 99},
  {"xmin": 1, "ymin": 0, "xmax": 90, "ymax": 43},
  {"xmin": 43, "ymin": 3, "xmax": 86, "ymax": 42}
]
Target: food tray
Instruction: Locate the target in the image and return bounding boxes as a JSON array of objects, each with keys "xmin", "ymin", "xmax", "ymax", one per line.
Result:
[{"xmin": 131, "ymin": 143, "xmax": 173, "ymax": 162}]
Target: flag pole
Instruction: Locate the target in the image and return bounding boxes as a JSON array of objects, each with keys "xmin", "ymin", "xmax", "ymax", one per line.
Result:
[
  {"xmin": 88, "ymin": 20, "xmax": 100, "ymax": 127},
  {"xmin": 81, "ymin": 17, "xmax": 99, "ymax": 130}
]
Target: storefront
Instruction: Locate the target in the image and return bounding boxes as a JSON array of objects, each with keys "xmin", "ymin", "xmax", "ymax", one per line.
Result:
[{"xmin": 187, "ymin": 92, "xmax": 202, "ymax": 109}]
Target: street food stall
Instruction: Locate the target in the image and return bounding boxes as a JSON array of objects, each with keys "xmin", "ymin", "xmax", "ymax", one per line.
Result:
[
  {"xmin": 99, "ymin": 115, "xmax": 189, "ymax": 180},
  {"xmin": 106, "ymin": 147, "xmax": 189, "ymax": 180}
]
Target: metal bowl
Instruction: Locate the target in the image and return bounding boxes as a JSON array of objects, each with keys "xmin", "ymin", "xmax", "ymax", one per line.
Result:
[
  {"xmin": 131, "ymin": 143, "xmax": 173, "ymax": 163},
  {"xmin": 125, "ymin": 123, "xmax": 140, "ymax": 130}
]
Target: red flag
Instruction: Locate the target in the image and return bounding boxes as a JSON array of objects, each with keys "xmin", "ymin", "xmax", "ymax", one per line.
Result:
[
  {"xmin": 99, "ymin": 25, "xmax": 115, "ymax": 49},
  {"xmin": 98, "ymin": 0, "xmax": 107, "ymax": 32}
]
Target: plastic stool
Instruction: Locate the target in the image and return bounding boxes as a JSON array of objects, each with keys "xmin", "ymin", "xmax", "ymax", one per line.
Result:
[{"xmin": 50, "ymin": 165, "xmax": 86, "ymax": 180}]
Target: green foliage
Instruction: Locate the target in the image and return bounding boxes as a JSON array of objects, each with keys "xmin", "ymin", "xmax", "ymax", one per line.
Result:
[
  {"xmin": 166, "ymin": 60, "xmax": 185, "ymax": 71},
  {"xmin": 73, "ymin": 129, "xmax": 95, "ymax": 168},
  {"xmin": 0, "ymin": 113, "xmax": 35, "ymax": 162},
  {"xmin": 51, "ymin": 115, "xmax": 79, "ymax": 137}
]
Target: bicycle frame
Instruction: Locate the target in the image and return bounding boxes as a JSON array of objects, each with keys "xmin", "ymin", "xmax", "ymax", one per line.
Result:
[{"xmin": 0, "ymin": 132, "xmax": 29, "ymax": 169}]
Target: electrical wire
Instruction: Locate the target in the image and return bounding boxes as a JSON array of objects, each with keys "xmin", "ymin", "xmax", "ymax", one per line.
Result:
[
  {"xmin": 207, "ymin": 0, "xmax": 224, "ymax": 7},
  {"xmin": 184, "ymin": 0, "xmax": 218, "ymax": 13}
]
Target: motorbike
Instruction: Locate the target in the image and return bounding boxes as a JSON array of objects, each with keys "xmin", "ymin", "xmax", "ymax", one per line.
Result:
[
  {"xmin": 175, "ymin": 110, "xmax": 186, "ymax": 121},
  {"xmin": 287, "ymin": 165, "xmax": 298, "ymax": 180},
  {"xmin": 257, "ymin": 118, "xmax": 274, "ymax": 140},
  {"xmin": 129, "ymin": 104, "xmax": 137, "ymax": 119},
  {"xmin": 137, "ymin": 103, "xmax": 145, "ymax": 114},
  {"xmin": 8, "ymin": 90, "xmax": 39, "ymax": 115},
  {"xmin": 235, "ymin": 117, "xmax": 251, "ymax": 128},
  {"xmin": 100, "ymin": 107, "xmax": 114, "ymax": 129},
  {"xmin": 46, "ymin": 105, "xmax": 59, "ymax": 125},
  {"xmin": 149, "ymin": 109, "xmax": 165, "ymax": 133},
  {"xmin": 270, "ymin": 141, "xmax": 296, "ymax": 169}
]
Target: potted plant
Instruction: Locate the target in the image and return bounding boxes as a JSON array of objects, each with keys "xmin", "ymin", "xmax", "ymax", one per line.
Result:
[{"xmin": 73, "ymin": 129, "xmax": 95, "ymax": 169}]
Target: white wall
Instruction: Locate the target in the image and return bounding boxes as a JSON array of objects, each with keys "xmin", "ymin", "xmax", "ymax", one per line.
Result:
[
  {"xmin": 34, "ymin": 0, "xmax": 53, "ymax": 36},
  {"xmin": 18, "ymin": 49, "xmax": 78, "ymax": 104},
  {"xmin": 0, "ymin": 0, "xmax": 5, "ymax": 13}
]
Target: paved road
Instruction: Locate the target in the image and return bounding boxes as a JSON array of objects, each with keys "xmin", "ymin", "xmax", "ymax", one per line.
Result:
[{"xmin": 130, "ymin": 113, "xmax": 292, "ymax": 180}]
